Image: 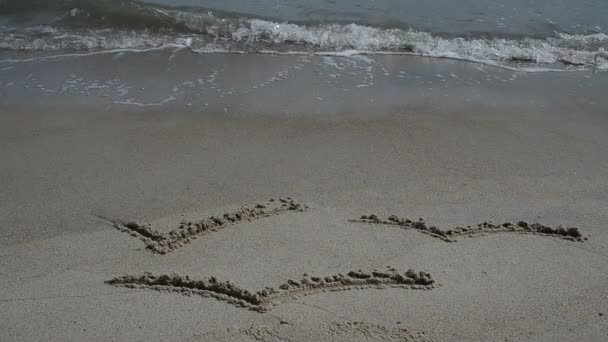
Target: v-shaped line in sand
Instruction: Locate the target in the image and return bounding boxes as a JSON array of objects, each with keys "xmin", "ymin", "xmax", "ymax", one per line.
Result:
[
  {"xmin": 106, "ymin": 268, "xmax": 436, "ymax": 312},
  {"xmin": 110, "ymin": 197, "xmax": 308, "ymax": 254},
  {"xmin": 349, "ymin": 214, "xmax": 585, "ymax": 242}
]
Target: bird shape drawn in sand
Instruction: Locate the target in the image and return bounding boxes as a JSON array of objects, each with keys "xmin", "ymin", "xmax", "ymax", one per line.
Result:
[
  {"xmin": 350, "ymin": 215, "xmax": 585, "ymax": 242},
  {"xmin": 111, "ymin": 198, "xmax": 308, "ymax": 254},
  {"xmin": 106, "ymin": 267, "xmax": 435, "ymax": 312}
]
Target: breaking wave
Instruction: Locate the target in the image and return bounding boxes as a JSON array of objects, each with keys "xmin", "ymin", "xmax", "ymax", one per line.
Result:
[{"xmin": 0, "ymin": 0, "xmax": 607, "ymax": 70}]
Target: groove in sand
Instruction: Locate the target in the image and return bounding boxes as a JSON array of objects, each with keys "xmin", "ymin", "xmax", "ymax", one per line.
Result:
[
  {"xmin": 105, "ymin": 268, "xmax": 435, "ymax": 312},
  {"xmin": 208, "ymin": 320, "xmax": 436, "ymax": 342},
  {"xmin": 349, "ymin": 215, "xmax": 585, "ymax": 242},
  {"xmin": 112, "ymin": 198, "xmax": 308, "ymax": 254}
]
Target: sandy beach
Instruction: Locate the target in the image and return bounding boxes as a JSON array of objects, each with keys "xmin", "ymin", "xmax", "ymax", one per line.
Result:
[{"xmin": 1, "ymin": 52, "xmax": 608, "ymax": 341}]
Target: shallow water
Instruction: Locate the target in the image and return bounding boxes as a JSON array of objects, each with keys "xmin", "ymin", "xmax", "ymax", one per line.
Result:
[
  {"xmin": 1, "ymin": 50, "xmax": 607, "ymax": 116},
  {"xmin": 0, "ymin": 1, "xmax": 607, "ymax": 116}
]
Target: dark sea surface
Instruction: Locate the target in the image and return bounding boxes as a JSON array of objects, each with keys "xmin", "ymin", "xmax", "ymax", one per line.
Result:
[{"xmin": 152, "ymin": 0, "xmax": 607, "ymax": 37}]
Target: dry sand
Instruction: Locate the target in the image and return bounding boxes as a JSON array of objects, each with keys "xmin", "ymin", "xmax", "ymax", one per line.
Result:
[{"xmin": 2, "ymin": 75, "xmax": 608, "ymax": 340}]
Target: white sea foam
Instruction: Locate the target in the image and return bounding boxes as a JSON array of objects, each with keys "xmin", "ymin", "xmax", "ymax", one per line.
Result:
[
  {"xmin": 114, "ymin": 96, "xmax": 176, "ymax": 107},
  {"xmin": 1, "ymin": 13, "xmax": 607, "ymax": 72}
]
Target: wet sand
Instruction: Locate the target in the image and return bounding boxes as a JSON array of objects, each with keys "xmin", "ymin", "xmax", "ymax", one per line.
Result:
[{"xmin": 1, "ymin": 53, "xmax": 608, "ymax": 341}]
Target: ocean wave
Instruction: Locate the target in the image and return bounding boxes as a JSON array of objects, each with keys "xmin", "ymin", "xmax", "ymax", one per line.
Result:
[{"xmin": 0, "ymin": 1, "xmax": 607, "ymax": 71}]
